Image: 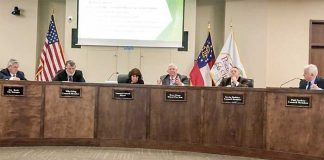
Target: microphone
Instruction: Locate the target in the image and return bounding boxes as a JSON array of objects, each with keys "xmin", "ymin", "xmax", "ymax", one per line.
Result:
[
  {"xmin": 107, "ymin": 72, "xmax": 119, "ymax": 80},
  {"xmin": 280, "ymin": 77, "xmax": 302, "ymax": 88}
]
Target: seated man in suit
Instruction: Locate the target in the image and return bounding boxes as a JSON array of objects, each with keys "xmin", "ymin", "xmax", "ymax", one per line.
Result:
[
  {"xmin": 158, "ymin": 63, "xmax": 189, "ymax": 86},
  {"xmin": 53, "ymin": 60, "xmax": 85, "ymax": 82},
  {"xmin": 299, "ymin": 64, "xmax": 324, "ymax": 90},
  {"xmin": 218, "ymin": 67, "xmax": 249, "ymax": 87},
  {"xmin": 0, "ymin": 59, "xmax": 27, "ymax": 80}
]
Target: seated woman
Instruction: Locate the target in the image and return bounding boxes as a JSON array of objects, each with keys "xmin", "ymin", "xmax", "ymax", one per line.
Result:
[{"xmin": 127, "ymin": 68, "xmax": 144, "ymax": 84}]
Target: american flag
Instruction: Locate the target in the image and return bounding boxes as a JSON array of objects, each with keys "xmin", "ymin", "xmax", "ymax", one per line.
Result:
[
  {"xmin": 189, "ymin": 32, "xmax": 216, "ymax": 86},
  {"xmin": 35, "ymin": 15, "xmax": 65, "ymax": 81}
]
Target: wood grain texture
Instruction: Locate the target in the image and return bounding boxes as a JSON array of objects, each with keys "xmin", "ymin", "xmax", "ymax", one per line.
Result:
[
  {"xmin": 204, "ymin": 88, "xmax": 265, "ymax": 149},
  {"xmin": 98, "ymin": 86, "xmax": 148, "ymax": 140},
  {"xmin": 44, "ymin": 85, "xmax": 96, "ymax": 138},
  {"xmin": 266, "ymin": 89, "xmax": 324, "ymax": 157},
  {"xmin": 1, "ymin": 80, "xmax": 324, "ymax": 160},
  {"xmin": 0, "ymin": 83, "xmax": 42, "ymax": 138},
  {"xmin": 149, "ymin": 88, "xmax": 202, "ymax": 144}
]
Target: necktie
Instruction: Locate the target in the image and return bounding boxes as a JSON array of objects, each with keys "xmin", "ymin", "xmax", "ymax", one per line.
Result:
[
  {"xmin": 68, "ymin": 76, "xmax": 73, "ymax": 82},
  {"xmin": 307, "ymin": 82, "xmax": 311, "ymax": 90},
  {"xmin": 231, "ymin": 81, "xmax": 236, "ymax": 87}
]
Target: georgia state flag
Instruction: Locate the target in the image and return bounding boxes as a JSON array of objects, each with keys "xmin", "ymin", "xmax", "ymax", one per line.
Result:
[{"xmin": 189, "ymin": 32, "xmax": 216, "ymax": 86}]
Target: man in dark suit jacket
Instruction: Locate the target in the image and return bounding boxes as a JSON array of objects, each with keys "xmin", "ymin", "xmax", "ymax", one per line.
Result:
[
  {"xmin": 218, "ymin": 67, "xmax": 249, "ymax": 87},
  {"xmin": 299, "ymin": 64, "xmax": 324, "ymax": 90},
  {"xmin": 158, "ymin": 63, "xmax": 189, "ymax": 86},
  {"xmin": 53, "ymin": 60, "xmax": 85, "ymax": 82},
  {"xmin": 0, "ymin": 59, "xmax": 27, "ymax": 80}
]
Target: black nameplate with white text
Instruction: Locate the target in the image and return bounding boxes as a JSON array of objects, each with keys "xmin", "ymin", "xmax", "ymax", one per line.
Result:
[
  {"xmin": 165, "ymin": 91, "xmax": 186, "ymax": 101},
  {"xmin": 222, "ymin": 93, "xmax": 244, "ymax": 104},
  {"xmin": 2, "ymin": 86, "xmax": 24, "ymax": 96},
  {"xmin": 286, "ymin": 96, "xmax": 311, "ymax": 107},
  {"xmin": 61, "ymin": 88, "xmax": 81, "ymax": 97},
  {"xmin": 113, "ymin": 89, "xmax": 133, "ymax": 100}
]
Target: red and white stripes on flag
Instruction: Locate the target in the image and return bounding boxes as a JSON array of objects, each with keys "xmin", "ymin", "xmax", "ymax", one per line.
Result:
[{"xmin": 35, "ymin": 15, "xmax": 66, "ymax": 81}]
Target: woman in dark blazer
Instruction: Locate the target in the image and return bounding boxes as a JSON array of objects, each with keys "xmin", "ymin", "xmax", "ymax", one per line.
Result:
[{"xmin": 127, "ymin": 68, "xmax": 144, "ymax": 84}]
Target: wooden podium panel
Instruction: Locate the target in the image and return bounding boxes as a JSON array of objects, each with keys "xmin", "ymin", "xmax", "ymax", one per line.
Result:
[
  {"xmin": 1, "ymin": 80, "xmax": 324, "ymax": 160},
  {"xmin": 44, "ymin": 84, "xmax": 96, "ymax": 138},
  {"xmin": 149, "ymin": 88, "xmax": 202, "ymax": 144},
  {"xmin": 98, "ymin": 86, "xmax": 148, "ymax": 141},
  {"xmin": 204, "ymin": 88, "xmax": 265, "ymax": 149},
  {"xmin": 0, "ymin": 83, "xmax": 42, "ymax": 138},
  {"xmin": 267, "ymin": 89, "xmax": 324, "ymax": 157}
]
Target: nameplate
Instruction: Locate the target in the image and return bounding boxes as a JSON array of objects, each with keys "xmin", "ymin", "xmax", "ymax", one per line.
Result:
[
  {"xmin": 113, "ymin": 89, "xmax": 133, "ymax": 100},
  {"xmin": 165, "ymin": 91, "xmax": 186, "ymax": 101},
  {"xmin": 2, "ymin": 85, "xmax": 24, "ymax": 96},
  {"xmin": 222, "ymin": 93, "xmax": 244, "ymax": 105},
  {"xmin": 61, "ymin": 88, "xmax": 81, "ymax": 97},
  {"xmin": 286, "ymin": 96, "xmax": 311, "ymax": 108}
]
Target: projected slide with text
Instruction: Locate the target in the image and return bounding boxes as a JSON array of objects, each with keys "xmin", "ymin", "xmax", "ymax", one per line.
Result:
[{"xmin": 78, "ymin": 0, "xmax": 184, "ymax": 47}]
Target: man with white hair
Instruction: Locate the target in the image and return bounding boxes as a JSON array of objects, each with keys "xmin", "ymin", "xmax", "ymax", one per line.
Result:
[
  {"xmin": 299, "ymin": 64, "xmax": 324, "ymax": 90},
  {"xmin": 158, "ymin": 63, "xmax": 189, "ymax": 86},
  {"xmin": 0, "ymin": 59, "xmax": 27, "ymax": 80}
]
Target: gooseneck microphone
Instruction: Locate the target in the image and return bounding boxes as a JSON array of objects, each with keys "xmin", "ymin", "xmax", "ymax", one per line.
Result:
[
  {"xmin": 107, "ymin": 72, "xmax": 119, "ymax": 80},
  {"xmin": 280, "ymin": 77, "xmax": 302, "ymax": 88}
]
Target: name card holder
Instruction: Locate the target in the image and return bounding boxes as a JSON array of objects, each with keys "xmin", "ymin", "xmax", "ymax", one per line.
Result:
[
  {"xmin": 286, "ymin": 96, "xmax": 311, "ymax": 108},
  {"xmin": 113, "ymin": 89, "xmax": 133, "ymax": 100},
  {"xmin": 2, "ymin": 85, "xmax": 25, "ymax": 96},
  {"xmin": 165, "ymin": 91, "xmax": 186, "ymax": 102},
  {"xmin": 60, "ymin": 88, "xmax": 81, "ymax": 98},
  {"xmin": 222, "ymin": 93, "xmax": 245, "ymax": 105}
]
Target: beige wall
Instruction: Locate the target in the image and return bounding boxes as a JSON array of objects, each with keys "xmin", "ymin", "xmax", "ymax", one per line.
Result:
[
  {"xmin": 225, "ymin": 0, "xmax": 324, "ymax": 88},
  {"xmin": 37, "ymin": 0, "xmax": 66, "ymax": 67},
  {"xmin": 266, "ymin": 0, "xmax": 324, "ymax": 87},
  {"xmin": 64, "ymin": 0, "xmax": 196, "ymax": 84},
  {"xmin": 0, "ymin": 0, "xmax": 38, "ymax": 80},
  {"xmin": 196, "ymin": 0, "xmax": 225, "ymax": 57},
  {"xmin": 225, "ymin": 0, "xmax": 268, "ymax": 88},
  {"xmin": 2, "ymin": 0, "xmax": 323, "ymax": 87}
]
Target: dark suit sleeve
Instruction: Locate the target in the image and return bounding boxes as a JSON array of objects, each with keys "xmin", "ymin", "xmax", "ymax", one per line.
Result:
[
  {"xmin": 18, "ymin": 71, "xmax": 27, "ymax": 80},
  {"xmin": 138, "ymin": 79, "xmax": 144, "ymax": 84},
  {"xmin": 0, "ymin": 69, "xmax": 11, "ymax": 80},
  {"xmin": 53, "ymin": 70, "xmax": 65, "ymax": 81},
  {"xmin": 299, "ymin": 80, "xmax": 306, "ymax": 89},
  {"xmin": 317, "ymin": 77, "xmax": 324, "ymax": 90},
  {"xmin": 218, "ymin": 78, "xmax": 227, "ymax": 87},
  {"xmin": 181, "ymin": 75, "xmax": 189, "ymax": 86},
  {"xmin": 237, "ymin": 78, "xmax": 249, "ymax": 87},
  {"xmin": 77, "ymin": 70, "xmax": 86, "ymax": 82},
  {"xmin": 0, "ymin": 71, "xmax": 7, "ymax": 80}
]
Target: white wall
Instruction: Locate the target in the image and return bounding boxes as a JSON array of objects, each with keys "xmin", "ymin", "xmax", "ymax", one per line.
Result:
[
  {"xmin": 64, "ymin": 0, "xmax": 196, "ymax": 84},
  {"xmin": 0, "ymin": 0, "xmax": 38, "ymax": 80}
]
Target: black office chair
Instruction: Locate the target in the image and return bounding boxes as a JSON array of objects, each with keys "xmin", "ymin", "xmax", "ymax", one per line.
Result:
[
  {"xmin": 246, "ymin": 79, "xmax": 254, "ymax": 88},
  {"xmin": 117, "ymin": 74, "xmax": 129, "ymax": 84}
]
